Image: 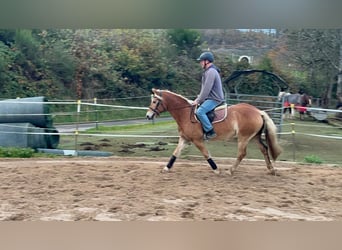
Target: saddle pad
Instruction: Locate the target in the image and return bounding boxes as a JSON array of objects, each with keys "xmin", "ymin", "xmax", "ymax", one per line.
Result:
[
  {"xmin": 194, "ymin": 104, "xmax": 228, "ymax": 124},
  {"xmin": 211, "ymin": 104, "xmax": 228, "ymax": 123}
]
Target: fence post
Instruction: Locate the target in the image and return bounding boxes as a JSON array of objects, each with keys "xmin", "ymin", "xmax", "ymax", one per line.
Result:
[
  {"xmin": 94, "ymin": 97, "xmax": 98, "ymax": 130},
  {"xmin": 290, "ymin": 103, "xmax": 295, "ymax": 119},
  {"xmin": 291, "ymin": 122, "xmax": 296, "ymax": 161},
  {"xmin": 150, "ymin": 94, "xmax": 155, "ymax": 125},
  {"xmin": 74, "ymin": 99, "xmax": 81, "ymax": 156}
]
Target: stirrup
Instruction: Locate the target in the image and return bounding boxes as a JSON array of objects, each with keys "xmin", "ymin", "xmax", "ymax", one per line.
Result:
[{"xmin": 203, "ymin": 130, "xmax": 217, "ymax": 140}]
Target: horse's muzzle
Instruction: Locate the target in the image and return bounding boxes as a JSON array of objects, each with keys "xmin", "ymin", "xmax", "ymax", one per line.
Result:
[{"xmin": 146, "ymin": 110, "xmax": 155, "ymax": 120}]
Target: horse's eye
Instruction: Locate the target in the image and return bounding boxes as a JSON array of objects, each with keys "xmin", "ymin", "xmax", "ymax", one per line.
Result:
[{"xmin": 153, "ymin": 100, "xmax": 157, "ymax": 104}]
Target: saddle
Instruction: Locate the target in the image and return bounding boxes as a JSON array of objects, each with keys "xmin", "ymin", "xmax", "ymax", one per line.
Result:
[{"xmin": 194, "ymin": 103, "xmax": 228, "ymax": 124}]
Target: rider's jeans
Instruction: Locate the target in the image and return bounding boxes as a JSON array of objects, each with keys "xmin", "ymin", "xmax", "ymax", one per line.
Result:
[{"xmin": 196, "ymin": 99, "xmax": 219, "ymax": 132}]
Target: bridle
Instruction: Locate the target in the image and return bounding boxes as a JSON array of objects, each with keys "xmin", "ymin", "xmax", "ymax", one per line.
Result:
[
  {"xmin": 148, "ymin": 92, "xmax": 167, "ymax": 117},
  {"xmin": 148, "ymin": 90, "xmax": 194, "ymax": 117}
]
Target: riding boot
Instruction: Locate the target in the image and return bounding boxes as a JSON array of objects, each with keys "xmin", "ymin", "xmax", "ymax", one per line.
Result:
[{"xmin": 204, "ymin": 129, "xmax": 217, "ymax": 140}]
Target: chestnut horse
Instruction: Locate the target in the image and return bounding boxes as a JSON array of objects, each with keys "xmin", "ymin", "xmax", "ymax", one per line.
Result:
[{"xmin": 146, "ymin": 88, "xmax": 282, "ymax": 175}]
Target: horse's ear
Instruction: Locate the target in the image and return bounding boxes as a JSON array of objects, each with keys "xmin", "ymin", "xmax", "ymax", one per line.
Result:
[{"xmin": 152, "ymin": 88, "xmax": 163, "ymax": 100}]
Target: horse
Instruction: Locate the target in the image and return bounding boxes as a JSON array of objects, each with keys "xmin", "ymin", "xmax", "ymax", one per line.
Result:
[
  {"xmin": 280, "ymin": 93, "xmax": 311, "ymax": 120},
  {"xmin": 297, "ymin": 93, "xmax": 312, "ymax": 120},
  {"xmin": 146, "ymin": 88, "xmax": 282, "ymax": 176}
]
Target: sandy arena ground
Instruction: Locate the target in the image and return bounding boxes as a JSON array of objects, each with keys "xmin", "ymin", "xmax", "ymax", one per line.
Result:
[{"xmin": 0, "ymin": 156, "xmax": 341, "ymax": 221}]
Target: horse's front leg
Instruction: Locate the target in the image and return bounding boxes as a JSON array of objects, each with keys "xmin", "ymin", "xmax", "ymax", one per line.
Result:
[
  {"xmin": 162, "ymin": 136, "xmax": 188, "ymax": 173},
  {"xmin": 192, "ymin": 140, "xmax": 220, "ymax": 175}
]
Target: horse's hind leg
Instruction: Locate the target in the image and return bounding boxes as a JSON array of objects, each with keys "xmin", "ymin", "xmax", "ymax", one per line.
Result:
[
  {"xmin": 228, "ymin": 139, "xmax": 248, "ymax": 175},
  {"xmin": 255, "ymin": 135, "xmax": 276, "ymax": 175},
  {"xmin": 162, "ymin": 136, "xmax": 188, "ymax": 172}
]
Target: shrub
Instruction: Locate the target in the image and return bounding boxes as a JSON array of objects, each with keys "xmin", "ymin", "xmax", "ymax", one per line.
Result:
[
  {"xmin": 304, "ymin": 155, "xmax": 323, "ymax": 164},
  {"xmin": 0, "ymin": 147, "xmax": 35, "ymax": 158}
]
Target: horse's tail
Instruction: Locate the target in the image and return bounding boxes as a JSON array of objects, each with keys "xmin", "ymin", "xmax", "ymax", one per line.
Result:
[{"xmin": 260, "ymin": 111, "xmax": 282, "ymax": 161}]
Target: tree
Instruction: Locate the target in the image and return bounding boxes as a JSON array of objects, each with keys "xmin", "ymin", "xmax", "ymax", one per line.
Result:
[
  {"xmin": 284, "ymin": 29, "xmax": 341, "ymax": 107},
  {"xmin": 0, "ymin": 41, "xmax": 19, "ymax": 97},
  {"xmin": 109, "ymin": 29, "xmax": 174, "ymax": 98},
  {"xmin": 337, "ymin": 29, "xmax": 342, "ymax": 106},
  {"xmin": 166, "ymin": 29, "xmax": 201, "ymax": 58}
]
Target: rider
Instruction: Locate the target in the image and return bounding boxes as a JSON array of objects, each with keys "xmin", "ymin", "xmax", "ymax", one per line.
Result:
[{"xmin": 193, "ymin": 51, "xmax": 225, "ymax": 140}]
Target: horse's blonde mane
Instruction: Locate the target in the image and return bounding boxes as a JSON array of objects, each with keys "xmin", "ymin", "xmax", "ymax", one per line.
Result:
[{"xmin": 162, "ymin": 90, "xmax": 193, "ymax": 105}]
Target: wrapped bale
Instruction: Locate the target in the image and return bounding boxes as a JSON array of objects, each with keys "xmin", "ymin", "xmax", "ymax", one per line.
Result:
[
  {"xmin": 0, "ymin": 96, "xmax": 52, "ymax": 128},
  {"xmin": 0, "ymin": 123, "xmax": 59, "ymax": 149}
]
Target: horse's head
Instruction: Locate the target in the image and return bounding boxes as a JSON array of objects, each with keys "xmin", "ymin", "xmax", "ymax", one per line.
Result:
[
  {"xmin": 300, "ymin": 94, "xmax": 312, "ymax": 107},
  {"xmin": 146, "ymin": 88, "xmax": 167, "ymax": 120}
]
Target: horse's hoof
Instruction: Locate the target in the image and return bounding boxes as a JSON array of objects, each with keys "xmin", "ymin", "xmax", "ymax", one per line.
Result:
[
  {"xmin": 160, "ymin": 166, "xmax": 170, "ymax": 173},
  {"xmin": 270, "ymin": 169, "xmax": 277, "ymax": 176},
  {"xmin": 212, "ymin": 169, "xmax": 220, "ymax": 175},
  {"xmin": 226, "ymin": 168, "xmax": 233, "ymax": 176}
]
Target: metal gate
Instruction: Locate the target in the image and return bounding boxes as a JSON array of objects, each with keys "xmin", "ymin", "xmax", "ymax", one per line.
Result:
[
  {"xmin": 224, "ymin": 70, "xmax": 289, "ymax": 134},
  {"xmin": 225, "ymin": 93, "xmax": 284, "ymax": 133}
]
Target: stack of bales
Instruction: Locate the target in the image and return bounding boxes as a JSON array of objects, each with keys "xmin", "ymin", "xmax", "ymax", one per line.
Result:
[{"xmin": 0, "ymin": 96, "xmax": 59, "ymax": 149}]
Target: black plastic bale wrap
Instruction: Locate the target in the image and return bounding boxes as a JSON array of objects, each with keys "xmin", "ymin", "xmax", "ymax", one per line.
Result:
[
  {"xmin": 0, "ymin": 123, "xmax": 60, "ymax": 149},
  {"xmin": 44, "ymin": 127, "xmax": 60, "ymax": 149},
  {"xmin": 0, "ymin": 96, "xmax": 53, "ymax": 128}
]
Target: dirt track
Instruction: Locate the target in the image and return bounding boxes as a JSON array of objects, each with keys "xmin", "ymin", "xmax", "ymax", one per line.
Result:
[{"xmin": 0, "ymin": 157, "xmax": 341, "ymax": 221}]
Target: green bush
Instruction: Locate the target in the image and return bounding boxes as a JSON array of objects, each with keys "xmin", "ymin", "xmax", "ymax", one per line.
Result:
[
  {"xmin": 304, "ymin": 155, "xmax": 323, "ymax": 164},
  {"xmin": 0, "ymin": 147, "xmax": 35, "ymax": 158}
]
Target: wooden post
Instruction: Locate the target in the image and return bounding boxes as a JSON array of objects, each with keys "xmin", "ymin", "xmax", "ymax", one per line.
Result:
[
  {"xmin": 94, "ymin": 97, "xmax": 99, "ymax": 130},
  {"xmin": 74, "ymin": 99, "xmax": 81, "ymax": 156},
  {"xmin": 291, "ymin": 122, "xmax": 296, "ymax": 161}
]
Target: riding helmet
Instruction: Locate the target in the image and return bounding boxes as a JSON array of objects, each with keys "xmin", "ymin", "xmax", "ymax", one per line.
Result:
[{"xmin": 197, "ymin": 52, "xmax": 214, "ymax": 62}]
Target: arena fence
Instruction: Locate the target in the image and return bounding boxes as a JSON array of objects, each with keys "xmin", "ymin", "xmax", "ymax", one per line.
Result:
[
  {"xmin": 226, "ymin": 93, "xmax": 284, "ymax": 133},
  {"xmin": 0, "ymin": 96, "xmax": 341, "ymax": 164}
]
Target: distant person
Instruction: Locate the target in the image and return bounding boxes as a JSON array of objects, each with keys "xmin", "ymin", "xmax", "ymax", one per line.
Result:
[
  {"xmin": 193, "ymin": 51, "xmax": 225, "ymax": 140},
  {"xmin": 278, "ymin": 87, "xmax": 289, "ymax": 102},
  {"xmin": 278, "ymin": 88, "xmax": 290, "ymax": 119}
]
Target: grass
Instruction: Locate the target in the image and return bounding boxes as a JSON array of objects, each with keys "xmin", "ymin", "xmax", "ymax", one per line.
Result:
[
  {"xmin": 279, "ymin": 119, "xmax": 342, "ymax": 164},
  {"xmin": 57, "ymin": 117, "xmax": 342, "ymax": 165}
]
